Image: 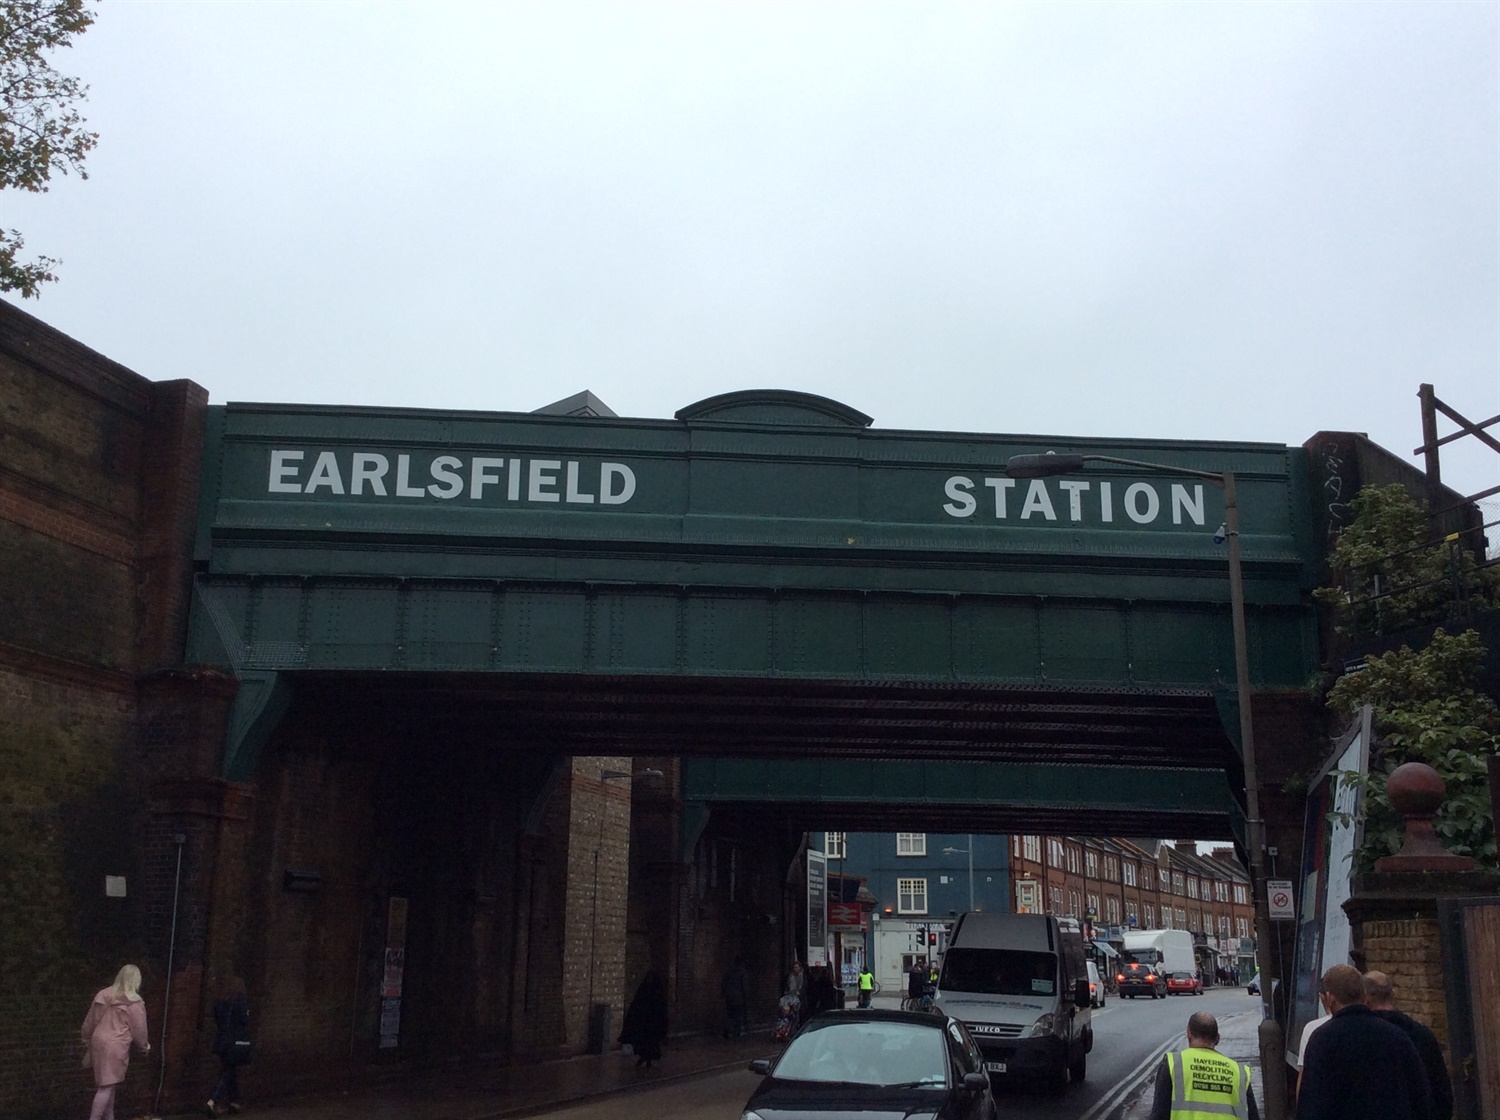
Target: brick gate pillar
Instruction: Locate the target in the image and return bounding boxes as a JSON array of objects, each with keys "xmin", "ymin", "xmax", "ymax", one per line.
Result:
[{"xmin": 1341, "ymin": 762, "xmax": 1499, "ymax": 1114}]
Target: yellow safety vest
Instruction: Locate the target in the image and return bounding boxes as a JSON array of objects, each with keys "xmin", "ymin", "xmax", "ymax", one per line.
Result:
[
  {"xmin": 859, "ymin": 970, "xmax": 873, "ymax": 991},
  {"xmin": 1166, "ymin": 1048, "xmax": 1253, "ymax": 1120}
]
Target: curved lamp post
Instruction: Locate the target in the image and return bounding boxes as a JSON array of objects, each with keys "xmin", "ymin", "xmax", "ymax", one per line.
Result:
[{"xmin": 1005, "ymin": 452, "xmax": 1286, "ymax": 1120}]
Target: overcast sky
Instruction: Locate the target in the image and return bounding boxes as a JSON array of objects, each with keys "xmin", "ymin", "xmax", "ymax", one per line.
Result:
[{"xmin": 10, "ymin": 1, "xmax": 1498, "ymax": 501}]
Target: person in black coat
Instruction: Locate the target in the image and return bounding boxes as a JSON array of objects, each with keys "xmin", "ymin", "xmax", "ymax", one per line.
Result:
[
  {"xmin": 205, "ymin": 978, "xmax": 250, "ymax": 1117},
  {"xmin": 618, "ymin": 970, "xmax": 669, "ymax": 1069},
  {"xmin": 1297, "ymin": 964, "xmax": 1432, "ymax": 1120},
  {"xmin": 1365, "ymin": 971, "xmax": 1452, "ymax": 1120}
]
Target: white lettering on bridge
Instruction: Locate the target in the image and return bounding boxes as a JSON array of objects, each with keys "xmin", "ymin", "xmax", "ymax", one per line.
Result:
[
  {"xmin": 268, "ymin": 450, "xmax": 637, "ymax": 505},
  {"xmin": 942, "ymin": 476, "xmax": 1206, "ymax": 526}
]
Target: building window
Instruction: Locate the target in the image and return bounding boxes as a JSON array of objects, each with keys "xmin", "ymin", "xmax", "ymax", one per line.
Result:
[
  {"xmin": 1189, "ymin": 911, "xmax": 1199, "ymax": 932},
  {"xmin": 825, "ymin": 832, "xmax": 845, "ymax": 859},
  {"xmin": 1011, "ymin": 836, "xmax": 1021, "ymax": 858},
  {"xmin": 1048, "ymin": 839, "xmax": 1065, "ymax": 868},
  {"xmin": 1176, "ymin": 907, "xmax": 1186, "ymax": 927},
  {"xmin": 1069, "ymin": 889, "xmax": 1081, "ymax": 917},
  {"xmin": 1172, "ymin": 872, "xmax": 1185, "ymax": 895},
  {"xmin": 1103, "ymin": 856, "xmax": 1117, "ymax": 880},
  {"xmin": 1214, "ymin": 881, "xmax": 1227, "ymax": 902},
  {"xmin": 1161, "ymin": 908, "xmax": 1173, "ymax": 929},
  {"xmin": 1067, "ymin": 846, "xmax": 1081, "ymax": 874},
  {"xmin": 1187, "ymin": 878, "xmax": 1199, "ymax": 900},
  {"xmin": 897, "ymin": 833, "xmax": 926, "ymax": 857},
  {"xmin": 1106, "ymin": 896, "xmax": 1120, "ymax": 923},
  {"xmin": 1024, "ymin": 835, "xmax": 1042, "ymax": 862},
  {"xmin": 1127, "ymin": 901, "xmax": 1138, "ymax": 925},
  {"xmin": 897, "ymin": 878, "xmax": 928, "ymax": 914},
  {"xmin": 1087, "ymin": 892, "xmax": 1100, "ymax": 918},
  {"xmin": 1085, "ymin": 850, "xmax": 1099, "ymax": 878},
  {"xmin": 1236, "ymin": 917, "xmax": 1249, "ymax": 939},
  {"xmin": 1234, "ymin": 884, "xmax": 1247, "ymax": 905},
  {"xmin": 1049, "ymin": 885, "xmax": 1064, "ymax": 913},
  {"xmin": 1142, "ymin": 867, "xmax": 1154, "ymax": 891},
  {"xmin": 1145, "ymin": 903, "xmax": 1155, "ymax": 928},
  {"xmin": 1123, "ymin": 862, "xmax": 1137, "ymax": 887}
]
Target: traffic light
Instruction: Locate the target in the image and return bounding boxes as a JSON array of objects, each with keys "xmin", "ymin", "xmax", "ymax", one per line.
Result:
[{"xmin": 928, "ymin": 932, "xmax": 937, "ymax": 946}]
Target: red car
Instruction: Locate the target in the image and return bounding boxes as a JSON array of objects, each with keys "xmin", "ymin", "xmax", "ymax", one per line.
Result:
[{"xmin": 1166, "ymin": 971, "xmax": 1203, "ymax": 996}]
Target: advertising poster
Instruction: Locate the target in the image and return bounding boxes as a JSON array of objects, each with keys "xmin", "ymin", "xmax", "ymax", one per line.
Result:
[
  {"xmin": 380, "ymin": 896, "xmax": 409, "ymax": 1049},
  {"xmin": 1286, "ymin": 707, "xmax": 1370, "ymax": 1066},
  {"xmin": 807, "ymin": 850, "xmax": 828, "ymax": 967}
]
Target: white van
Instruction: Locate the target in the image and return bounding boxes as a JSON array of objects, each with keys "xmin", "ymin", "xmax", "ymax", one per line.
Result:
[{"xmin": 933, "ymin": 912, "xmax": 1093, "ymax": 1090}]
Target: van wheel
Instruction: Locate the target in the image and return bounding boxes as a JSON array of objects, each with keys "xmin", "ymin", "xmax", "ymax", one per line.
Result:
[
  {"xmin": 1046, "ymin": 1064, "xmax": 1069, "ymax": 1096},
  {"xmin": 1069, "ymin": 1052, "xmax": 1087, "ymax": 1082}
]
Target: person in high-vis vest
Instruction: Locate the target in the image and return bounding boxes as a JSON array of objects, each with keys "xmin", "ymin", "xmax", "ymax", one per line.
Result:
[
  {"xmin": 857, "ymin": 964, "xmax": 874, "ymax": 1008},
  {"xmin": 1147, "ymin": 1011, "xmax": 1260, "ymax": 1120}
]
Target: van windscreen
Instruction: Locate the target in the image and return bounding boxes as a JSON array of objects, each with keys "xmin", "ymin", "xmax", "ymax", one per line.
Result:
[{"xmin": 941, "ymin": 948, "xmax": 1057, "ymax": 996}]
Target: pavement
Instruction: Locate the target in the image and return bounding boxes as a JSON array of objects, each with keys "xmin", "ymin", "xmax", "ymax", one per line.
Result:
[
  {"xmin": 165, "ymin": 1026, "xmax": 783, "ymax": 1120},
  {"xmin": 1117, "ymin": 1006, "xmax": 1267, "ymax": 1119}
]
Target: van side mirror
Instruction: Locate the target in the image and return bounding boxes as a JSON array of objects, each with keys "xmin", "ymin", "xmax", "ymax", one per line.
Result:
[
  {"xmin": 1074, "ymin": 979, "xmax": 1091, "ymax": 1007},
  {"xmin": 749, "ymin": 1058, "xmax": 772, "ymax": 1075}
]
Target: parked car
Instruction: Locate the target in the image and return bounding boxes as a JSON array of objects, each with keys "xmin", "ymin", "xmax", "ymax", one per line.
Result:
[
  {"xmin": 1116, "ymin": 959, "xmax": 1167, "ymax": 999},
  {"xmin": 1165, "ymin": 971, "xmax": 1203, "ymax": 996},
  {"xmin": 743, "ymin": 1009, "xmax": 997, "ymax": 1120},
  {"xmin": 1086, "ymin": 961, "xmax": 1106, "ymax": 1007}
]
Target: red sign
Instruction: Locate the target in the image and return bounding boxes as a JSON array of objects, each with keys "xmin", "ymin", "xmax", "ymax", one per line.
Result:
[{"xmin": 828, "ymin": 902, "xmax": 866, "ymax": 930}]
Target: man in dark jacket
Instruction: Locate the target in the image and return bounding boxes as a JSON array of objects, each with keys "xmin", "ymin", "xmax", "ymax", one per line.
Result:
[
  {"xmin": 1364, "ymin": 971, "xmax": 1452, "ymax": 1120},
  {"xmin": 721, "ymin": 958, "xmax": 750, "ymax": 1039},
  {"xmin": 1297, "ymin": 964, "xmax": 1432, "ymax": 1120}
]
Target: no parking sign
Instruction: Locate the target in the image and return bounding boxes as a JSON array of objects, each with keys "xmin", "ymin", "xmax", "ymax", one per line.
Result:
[{"xmin": 1267, "ymin": 879, "xmax": 1295, "ymax": 921}]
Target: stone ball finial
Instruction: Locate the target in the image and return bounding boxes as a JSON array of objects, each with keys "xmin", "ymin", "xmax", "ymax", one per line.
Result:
[{"xmin": 1375, "ymin": 760, "xmax": 1475, "ymax": 873}]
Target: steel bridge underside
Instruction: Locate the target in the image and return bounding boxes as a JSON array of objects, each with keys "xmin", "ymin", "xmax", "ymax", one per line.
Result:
[{"xmin": 281, "ymin": 670, "xmax": 1247, "ymax": 841}]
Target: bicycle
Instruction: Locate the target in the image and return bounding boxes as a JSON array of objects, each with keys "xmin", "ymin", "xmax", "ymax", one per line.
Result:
[{"xmin": 901, "ymin": 985, "xmax": 939, "ymax": 1013}]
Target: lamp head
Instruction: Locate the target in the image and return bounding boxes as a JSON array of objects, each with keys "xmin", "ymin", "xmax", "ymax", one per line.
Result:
[{"xmin": 1005, "ymin": 452, "xmax": 1086, "ymax": 479}]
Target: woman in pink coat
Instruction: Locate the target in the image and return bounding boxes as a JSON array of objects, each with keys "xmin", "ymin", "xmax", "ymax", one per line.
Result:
[{"xmin": 81, "ymin": 964, "xmax": 151, "ymax": 1120}]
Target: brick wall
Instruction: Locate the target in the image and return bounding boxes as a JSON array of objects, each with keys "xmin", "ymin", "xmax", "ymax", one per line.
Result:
[
  {"xmin": 0, "ymin": 300, "xmax": 210, "ymax": 1120},
  {"xmin": 1359, "ymin": 917, "xmax": 1449, "ymax": 1047}
]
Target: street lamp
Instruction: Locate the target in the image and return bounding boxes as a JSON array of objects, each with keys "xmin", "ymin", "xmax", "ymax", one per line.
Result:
[
  {"xmin": 942, "ymin": 838, "xmax": 975, "ymax": 913},
  {"xmin": 1005, "ymin": 452, "xmax": 1287, "ymax": 1119}
]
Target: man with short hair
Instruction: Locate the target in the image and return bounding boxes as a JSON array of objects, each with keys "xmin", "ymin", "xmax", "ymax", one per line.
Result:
[
  {"xmin": 1148, "ymin": 1011, "xmax": 1259, "ymax": 1120},
  {"xmin": 1297, "ymin": 963, "xmax": 1432, "ymax": 1120},
  {"xmin": 1364, "ymin": 971, "xmax": 1452, "ymax": 1120}
]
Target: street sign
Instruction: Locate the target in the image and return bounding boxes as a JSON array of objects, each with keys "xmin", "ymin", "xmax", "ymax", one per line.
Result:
[{"xmin": 1267, "ymin": 878, "xmax": 1295, "ymax": 921}]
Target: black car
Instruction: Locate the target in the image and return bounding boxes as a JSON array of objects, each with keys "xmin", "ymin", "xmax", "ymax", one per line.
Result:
[
  {"xmin": 1116, "ymin": 960, "xmax": 1167, "ymax": 999},
  {"xmin": 743, "ymin": 1009, "xmax": 997, "ymax": 1120}
]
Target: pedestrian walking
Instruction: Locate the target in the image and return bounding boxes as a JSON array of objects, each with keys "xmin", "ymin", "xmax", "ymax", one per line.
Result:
[
  {"xmin": 1148, "ymin": 1010, "xmax": 1259, "ymax": 1120},
  {"xmin": 205, "ymin": 978, "xmax": 251, "ymax": 1116},
  {"xmin": 785, "ymin": 960, "xmax": 805, "ymax": 1003},
  {"xmin": 907, "ymin": 958, "xmax": 926, "ymax": 1003},
  {"xmin": 1297, "ymin": 963, "xmax": 1432, "ymax": 1120},
  {"xmin": 857, "ymin": 962, "xmax": 874, "ymax": 1008},
  {"xmin": 81, "ymin": 964, "xmax": 150, "ymax": 1120},
  {"xmin": 803, "ymin": 964, "xmax": 838, "ymax": 1020},
  {"xmin": 1365, "ymin": 970, "xmax": 1452, "ymax": 1120},
  {"xmin": 721, "ymin": 958, "xmax": 750, "ymax": 1039},
  {"xmin": 618, "ymin": 970, "xmax": 669, "ymax": 1069}
]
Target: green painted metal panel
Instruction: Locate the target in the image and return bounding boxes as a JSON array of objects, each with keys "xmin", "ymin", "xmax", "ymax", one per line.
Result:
[
  {"xmin": 407, "ymin": 583, "xmax": 495, "ymax": 670},
  {"xmin": 777, "ymin": 596, "xmax": 864, "ymax": 677},
  {"xmin": 683, "ymin": 595, "xmax": 766, "ymax": 674},
  {"xmin": 500, "ymin": 588, "xmax": 589, "ymax": 671},
  {"xmin": 597, "ymin": 590, "xmax": 680, "ymax": 672},
  {"xmin": 867, "ymin": 598, "xmax": 952, "ymax": 679},
  {"xmin": 1040, "ymin": 605, "xmax": 1129, "ymax": 682},
  {"xmin": 308, "ymin": 584, "xmax": 401, "ymax": 669},
  {"xmin": 952, "ymin": 599, "xmax": 1040, "ymax": 680}
]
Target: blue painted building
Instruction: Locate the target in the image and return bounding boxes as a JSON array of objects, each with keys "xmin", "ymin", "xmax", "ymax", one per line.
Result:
[{"xmin": 823, "ymin": 831, "xmax": 1011, "ymax": 991}]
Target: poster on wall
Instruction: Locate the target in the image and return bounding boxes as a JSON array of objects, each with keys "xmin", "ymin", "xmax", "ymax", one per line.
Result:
[
  {"xmin": 380, "ymin": 896, "xmax": 409, "ymax": 1049},
  {"xmin": 1286, "ymin": 706, "xmax": 1371, "ymax": 1066},
  {"xmin": 807, "ymin": 850, "xmax": 828, "ymax": 967}
]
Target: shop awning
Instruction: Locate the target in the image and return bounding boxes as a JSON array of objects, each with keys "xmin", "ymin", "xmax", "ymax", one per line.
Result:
[{"xmin": 1092, "ymin": 940, "xmax": 1118, "ymax": 958}]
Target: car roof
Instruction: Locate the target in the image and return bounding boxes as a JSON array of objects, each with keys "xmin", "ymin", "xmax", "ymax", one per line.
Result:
[{"xmin": 805, "ymin": 1008, "xmax": 952, "ymax": 1028}]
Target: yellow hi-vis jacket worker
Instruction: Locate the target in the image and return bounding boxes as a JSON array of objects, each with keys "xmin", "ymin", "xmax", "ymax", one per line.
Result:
[
  {"xmin": 1149, "ymin": 1013, "xmax": 1259, "ymax": 1120},
  {"xmin": 857, "ymin": 966, "xmax": 874, "ymax": 1007}
]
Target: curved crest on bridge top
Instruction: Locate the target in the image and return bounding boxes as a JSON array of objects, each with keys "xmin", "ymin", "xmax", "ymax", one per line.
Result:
[{"xmin": 675, "ymin": 389, "xmax": 874, "ymax": 428}]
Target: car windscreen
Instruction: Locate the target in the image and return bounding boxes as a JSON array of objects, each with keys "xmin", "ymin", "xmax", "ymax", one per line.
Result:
[
  {"xmin": 773, "ymin": 1020, "xmax": 949, "ymax": 1086},
  {"xmin": 940, "ymin": 947, "xmax": 1057, "ymax": 997}
]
